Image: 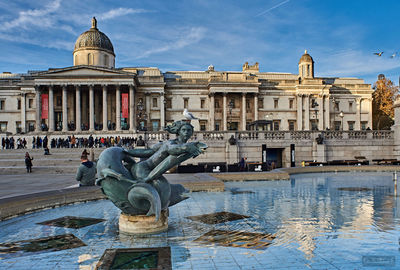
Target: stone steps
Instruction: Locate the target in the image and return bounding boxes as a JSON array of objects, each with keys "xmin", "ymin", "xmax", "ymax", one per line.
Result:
[{"xmin": 0, "ymin": 148, "xmax": 105, "ymax": 174}]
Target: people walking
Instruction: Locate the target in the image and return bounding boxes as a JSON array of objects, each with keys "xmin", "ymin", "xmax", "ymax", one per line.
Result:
[{"xmin": 25, "ymin": 152, "xmax": 33, "ymax": 173}]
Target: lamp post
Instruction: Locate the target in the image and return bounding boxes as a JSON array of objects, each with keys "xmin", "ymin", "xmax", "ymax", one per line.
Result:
[
  {"xmin": 339, "ymin": 111, "xmax": 344, "ymax": 131},
  {"xmin": 137, "ymin": 99, "xmax": 146, "ymax": 131},
  {"xmin": 228, "ymin": 99, "xmax": 234, "ymax": 130}
]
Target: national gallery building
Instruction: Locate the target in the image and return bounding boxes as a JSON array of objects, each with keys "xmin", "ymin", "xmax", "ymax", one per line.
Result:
[{"xmin": 0, "ymin": 18, "xmax": 373, "ymax": 135}]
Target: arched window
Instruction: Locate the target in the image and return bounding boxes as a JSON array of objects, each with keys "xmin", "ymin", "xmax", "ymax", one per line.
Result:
[
  {"xmin": 87, "ymin": 53, "xmax": 93, "ymax": 65},
  {"xmin": 307, "ymin": 65, "xmax": 310, "ymax": 77},
  {"xmin": 74, "ymin": 55, "xmax": 78, "ymax": 65}
]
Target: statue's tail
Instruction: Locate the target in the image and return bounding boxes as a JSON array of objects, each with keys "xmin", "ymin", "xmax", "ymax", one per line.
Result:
[{"xmin": 127, "ymin": 183, "xmax": 161, "ymax": 221}]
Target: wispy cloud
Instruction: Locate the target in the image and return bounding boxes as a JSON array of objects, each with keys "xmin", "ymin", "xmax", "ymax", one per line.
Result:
[
  {"xmin": 137, "ymin": 27, "xmax": 206, "ymax": 59},
  {"xmin": 0, "ymin": 0, "xmax": 61, "ymax": 31},
  {"xmin": 0, "ymin": 33, "xmax": 73, "ymax": 50},
  {"xmin": 256, "ymin": 0, "xmax": 290, "ymax": 17},
  {"xmin": 98, "ymin": 8, "xmax": 150, "ymax": 20}
]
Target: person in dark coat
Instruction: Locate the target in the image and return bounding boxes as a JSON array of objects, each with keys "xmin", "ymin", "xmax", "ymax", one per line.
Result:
[
  {"xmin": 25, "ymin": 152, "xmax": 33, "ymax": 173},
  {"xmin": 75, "ymin": 154, "xmax": 96, "ymax": 186}
]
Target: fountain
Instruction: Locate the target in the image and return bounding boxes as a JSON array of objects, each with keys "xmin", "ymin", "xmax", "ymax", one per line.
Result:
[{"xmin": 96, "ymin": 120, "xmax": 207, "ymax": 234}]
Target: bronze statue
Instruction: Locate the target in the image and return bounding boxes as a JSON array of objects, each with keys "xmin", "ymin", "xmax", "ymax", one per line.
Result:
[{"xmin": 96, "ymin": 121, "xmax": 207, "ymax": 221}]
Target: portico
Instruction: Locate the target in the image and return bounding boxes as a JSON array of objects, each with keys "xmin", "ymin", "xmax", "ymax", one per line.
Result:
[{"xmin": 34, "ymin": 66, "xmax": 137, "ymax": 132}]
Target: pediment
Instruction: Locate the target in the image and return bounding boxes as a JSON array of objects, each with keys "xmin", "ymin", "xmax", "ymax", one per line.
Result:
[{"xmin": 37, "ymin": 66, "xmax": 133, "ymax": 77}]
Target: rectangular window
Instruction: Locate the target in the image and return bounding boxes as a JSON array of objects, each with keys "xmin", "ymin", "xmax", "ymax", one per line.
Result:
[
  {"xmin": 28, "ymin": 99, "xmax": 33, "ymax": 109},
  {"xmin": 0, "ymin": 122, "xmax": 7, "ymax": 132},
  {"xmin": 273, "ymin": 120, "xmax": 280, "ymax": 131},
  {"xmin": 289, "ymin": 99, "xmax": 294, "ymax": 109},
  {"xmin": 28, "ymin": 121, "xmax": 35, "ymax": 131},
  {"xmin": 0, "ymin": 99, "xmax": 5, "ymax": 110},
  {"xmin": 200, "ymin": 120, "xmax": 207, "ymax": 131},
  {"xmin": 348, "ymin": 121, "xmax": 355, "ymax": 131},
  {"xmin": 201, "ymin": 99, "xmax": 205, "ymax": 109},
  {"xmin": 152, "ymin": 120, "xmax": 159, "ymax": 131},
  {"xmin": 274, "ymin": 99, "xmax": 278, "ymax": 109},
  {"xmin": 16, "ymin": 121, "xmax": 21, "ymax": 133},
  {"xmin": 166, "ymin": 98, "xmax": 172, "ymax": 109},
  {"xmin": 361, "ymin": 121, "xmax": 368, "ymax": 130},
  {"xmin": 152, "ymin": 97, "xmax": 158, "ymax": 108},
  {"xmin": 215, "ymin": 100, "xmax": 220, "ymax": 109},
  {"xmin": 184, "ymin": 98, "xmax": 189, "ymax": 109},
  {"xmin": 17, "ymin": 99, "xmax": 21, "ymax": 110},
  {"xmin": 311, "ymin": 120, "xmax": 318, "ymax": 130},
  {"xmin": 258, "ymin": 98, "xmax": 264, "ymax": 109},
  {"xmin": 288, "ymin": 120, "xmax": 296, "ymax": 131},
  {"xmin": 334, "ymin": 121, "xmax": 341, "ymax": 131},
  {"xmin": 349, "ymin": 102, "xmax": 353, "ymax": 112},
  {"xmin": 215, "ymin": 121, "xmax": 220, "ymax": 131}
]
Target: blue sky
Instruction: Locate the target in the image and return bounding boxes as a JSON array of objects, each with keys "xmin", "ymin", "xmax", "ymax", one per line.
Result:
[{"xmin": 1, "ymin": 0, "xmax": 400, "ymax": 85}]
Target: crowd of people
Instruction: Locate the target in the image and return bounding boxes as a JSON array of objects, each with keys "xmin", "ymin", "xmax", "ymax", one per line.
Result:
[
  {"xmin": 1, "ymin": 137, "xmax": 27, "ymax": 149},
  {"xmin": 1, "ymin": 135, "xmax": 145, "ymax": 150}
]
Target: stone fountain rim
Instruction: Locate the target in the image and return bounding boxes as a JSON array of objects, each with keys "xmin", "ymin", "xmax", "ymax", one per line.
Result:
[{"xmin": 0, "ymin": 186, "xmax": 106, "ymax": 221}]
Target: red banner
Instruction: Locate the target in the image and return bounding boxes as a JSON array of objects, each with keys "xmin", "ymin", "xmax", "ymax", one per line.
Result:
[
  {"xmin": 122, "ymin": 93, "xmax": 129, "ymax": 118},
  {"xmin": 41, "ymin": 94, "xmax": 48, "ymax": 119}
]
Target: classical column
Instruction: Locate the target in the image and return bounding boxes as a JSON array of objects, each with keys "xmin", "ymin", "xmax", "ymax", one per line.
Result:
[
  {"xmin": 116, "ymin": 85, "xmax": 121, "ymax": 131},
  {"xmin": 223, "ymin": 93, "xmax": 227, "ymax": 131},
  {"xmin": 20, "ymin": 93, "xmax": 26, "ymax": 133},
  {"xmin": 241, "ymin": 93, "xmax": 246, "ymax": 131},
  {"xmin": 35, "ymin": 86, "xmax": 41, "ymax": 132},
  {"xmin": 75, "ymin": 85, "xmax": 81, "ymax": 132},
  {"xmin": 209, "ymin": 93, "xmax": 215, "ymax": 130},
  {"xmin": 48, "ymin": 85, "xmax": 54, "ymax": 132},
  {"xmin": 304, "ymin": 94, "xmax": 310, "ymax": 130},
  {"xmin": 62, "ymin": 85, "xmax": 68, "ymax": 132},
  {"xmin": 318, "ymin": 95, "xmax": 324, "ymax": 131},
  {"xmin": 254, "ymin": 94, "xmax": 258, "ymax": 121},
  {"xmin": 296, "ymin": 94, "xmax": 303, "ymax": 130},
  {"xmin": 89, "ymin": 85, "xmax": 95, "ymax": 132},
  {"xmin": 160, "ymin": 93, "xmax": 165, "ymax": 131},
  {"xmin": 355, "ymin": 98, "xmax": 361, "ymax": 130},
  {"xmin": 368, "ymin": 98, "xmax": 373, "ymax": 129},
  {"xmin": 325, "ymin": 95, "xmax": 330, "ymax": 130},
  {"xmin": 102, "ymin": 85, "xmax": 108, "ymax": 131},
  {"xmin": 129, "ymin": 84, "xmax": 135, "ymax": 131}
]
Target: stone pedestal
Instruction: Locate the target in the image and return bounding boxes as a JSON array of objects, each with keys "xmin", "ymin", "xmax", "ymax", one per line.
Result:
[
  {"xmin": 119, "ymin": 209, "xmax": 168, "ymax": 235},
  {"xmin": 312, "ymin": 141, "xmax": 326, "ymax": 162}
]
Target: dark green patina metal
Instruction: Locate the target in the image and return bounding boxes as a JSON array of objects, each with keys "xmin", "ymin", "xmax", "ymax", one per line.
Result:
[{"xmin": 96, "ymin": 121, "xmax": 207, "ymax": 221}]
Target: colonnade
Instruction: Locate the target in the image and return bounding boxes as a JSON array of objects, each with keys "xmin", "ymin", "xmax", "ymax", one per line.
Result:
[
  {"xmin": 208, "ymin": 92, "xmax": 258, "ymax": 131},
  {"xmin": 34, "ymin": 84, "xmax": 138, "ymax": 132}
]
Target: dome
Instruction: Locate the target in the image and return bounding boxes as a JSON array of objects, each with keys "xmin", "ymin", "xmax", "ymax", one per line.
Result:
[
  {"xmin": 73, "ymin": 17, "xmax": 114, "ymax": 55},
  {"xmin": 299, "ymin": 50, "xmax": 313, "ymax": 64}
]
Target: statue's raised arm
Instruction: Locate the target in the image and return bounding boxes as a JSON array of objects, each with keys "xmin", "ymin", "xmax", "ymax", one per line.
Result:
[{"xmin": 96, "ymin": 120, "xmax": 207, "ymax": 224}]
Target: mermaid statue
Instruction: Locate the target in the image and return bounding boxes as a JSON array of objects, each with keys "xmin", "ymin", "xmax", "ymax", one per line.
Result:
[{"xmin": 96, "ymin": 121, "xmax": 207, "ymax": 222}]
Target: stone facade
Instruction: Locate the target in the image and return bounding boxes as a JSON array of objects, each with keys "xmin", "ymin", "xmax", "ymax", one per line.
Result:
[{"xmin": 0, "ymin": 18, "xmax": 373, "ymax": 135}]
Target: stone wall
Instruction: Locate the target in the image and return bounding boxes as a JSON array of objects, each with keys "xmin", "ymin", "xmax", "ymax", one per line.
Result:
[{"xmin": 0, "ymin": 130, "xmax": 395, "ymax": 168}]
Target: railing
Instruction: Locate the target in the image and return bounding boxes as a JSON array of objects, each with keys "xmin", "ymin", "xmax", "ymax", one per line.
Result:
[
  {"xmin": 139, "ymin": 130, "xmax": 394, "ymax": 143},
  {"xmin": 372, "ymin": 130, "xmax": 393, "ymax": 139}
]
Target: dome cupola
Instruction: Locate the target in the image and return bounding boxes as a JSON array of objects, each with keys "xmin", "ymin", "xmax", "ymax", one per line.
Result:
[
  {"xmin": 298, "ymin": 50, "xmax": 314, "ymax": 78},
  {"xmin": 73, "ymin": 17, "xmax": 115, "ymax": 68}
]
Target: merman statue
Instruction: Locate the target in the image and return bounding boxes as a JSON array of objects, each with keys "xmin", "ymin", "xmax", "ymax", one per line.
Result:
[{"xmin": 96, "ymin": 121, "xmax": 207, "ymax": 230}]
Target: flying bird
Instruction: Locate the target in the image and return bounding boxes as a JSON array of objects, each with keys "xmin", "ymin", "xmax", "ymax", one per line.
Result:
[
  {"xmin": 391, "ymin": 52, "xmax": 397, "ymax": 58},
  {"xmin": 183, "ymin": 108, "xmax": 198, "ymax": 120},
  {"xmin": 374, "ymin": 52, "xmax": 384, "ymax": 56}
]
